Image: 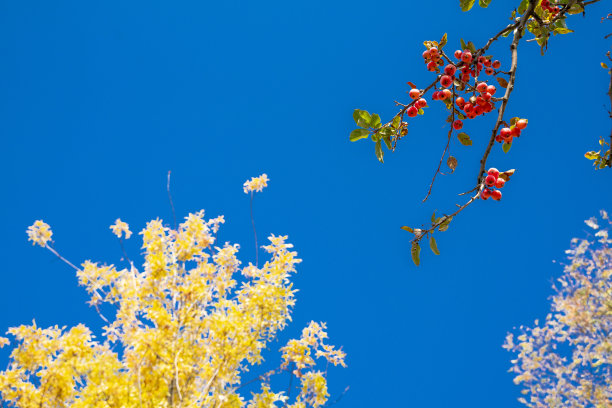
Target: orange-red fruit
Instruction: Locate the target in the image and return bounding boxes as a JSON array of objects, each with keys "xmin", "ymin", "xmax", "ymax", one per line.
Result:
[
  {"xmin": 429, "ymin": 47, "xmax": 438, "ymax": 56},
  {"xmin": 500, "ymin": 127, "xmax": 511, "ymax": 139},
  {"xmin": 432, "ymin": 91, "xmax": 439, "ymax": 100},
  {"xmin": 407, "ymin": 106, "xmax": 418, "ymax": 117},
  {"xmin": 485, "ymin": 67, "xmax": 494, "ymax": 75},
  {"xmin": 453, "ymin": 120, "xmax": 463, "ymax": 130},
  {"xmin": 516, "ymin": 119, "xmax": 528, "ymax": 130},
  {"xmin": 487, "ymin": 168, "xmax": 500, "ymax": 178},
  {"xmin": 476, "ymin": 82, "xmax": 488, "ymax": 93},
  {"xmin": 495, "ymin": 178, "xmax": 506, "ymax": 188},
  {"xmin": 454, "ymin": 50, "xmax": 463, "ymax": 59},
  {"xmin": 409, "ymin": 88, "xmax": 420, "ymax": 99},
  {"xmin": 444, "ymin": 64, "xmax": 457, "ymax": 76},
  {"xmin": 422, "ymin": 50, "xmax": 430, "ymax": 59},
  {"xmin": 485, "ymin": 174, "xmax": 497, "ymax": 186},
  {"xmin": 417, "ymin": 98, "xmax": 427, "ymax": 108},
  {"xmin": 486, "ymin": 85, "xmax": 496, "ymax": 95},
  {"xmin": 483, "ymin": 59, "xmax": 492, "ymax": 67},
  {"xmin": 511, "ymin": 126, "xmax": 521, "ymax": 137},
  {"xmin": 492, "ymin": 60, "xmax": 501, "ymax": 69},
  {"xmin": 491, "ymin": 190, "xmax": 502, "ymax": 201},
  {"xmin": 441, "ymin": 89, "xmax": 452, "ymax": 100},
  {"xmin": 455, "ymin": 97, "xmax": 465, "ymax": 107},
  {"xmin": 440, "ymin": 75, "xmax": 453, "ymax": 88},
  {"xmin": 462, "ymin": 50, "xmax": 472, "ymax": 63},
  {"xmin": 427, "ymin": 61, "xmax": 437, "ymax": 71},
  {"xmin": 481, "ymin": 189, "xmax": 491, "ymax": 200}
]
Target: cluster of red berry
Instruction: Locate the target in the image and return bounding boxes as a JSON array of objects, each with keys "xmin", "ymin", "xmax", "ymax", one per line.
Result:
[
  {"xmin": 495, "ymin": 118, "xmax": 527, "ymax": 144},
  {"xmin": 541, "ymin": 0, "xmax": 560, "ymax": 15},
  {"xmin": 480, "ymin": 168, "xmax": 505, "ymax": 201}
]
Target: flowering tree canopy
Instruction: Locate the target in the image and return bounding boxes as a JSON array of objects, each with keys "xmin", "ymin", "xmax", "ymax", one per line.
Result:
[
  {"xmin": 504, "ymin": 211, "xmax": 611, "ymax": 408},
  {"xmin": 0, "ymin": 177, "xmax": 345, "ymax": 408}
]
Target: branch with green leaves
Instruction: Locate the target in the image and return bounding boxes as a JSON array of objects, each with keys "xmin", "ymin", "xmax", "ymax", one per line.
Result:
[{"xmin": 349, "ymin": 0, "xmax": 598, "ymax": 265}]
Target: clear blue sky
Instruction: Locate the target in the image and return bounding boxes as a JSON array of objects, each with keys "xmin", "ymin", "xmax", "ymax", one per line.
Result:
[{"xmin": 1, "ymin": 1, "xmax": 610, "ymax": 406}]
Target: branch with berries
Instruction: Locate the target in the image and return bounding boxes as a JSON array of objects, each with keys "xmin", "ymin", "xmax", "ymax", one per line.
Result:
[{"xmin": 349, "ymin": 0, "xmax": 601, "ymax": 265}]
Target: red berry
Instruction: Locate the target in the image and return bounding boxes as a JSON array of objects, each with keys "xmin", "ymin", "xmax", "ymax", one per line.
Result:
[
  {"xmin": 484, "ymin": 102, "xmax": 494, "ymax": 113},
  {"xmin": 482, "ymin": 92, "xmax": 492, "ymax": 101},
  {"xmin": 462, "ymin": 50, "xmax": 472, "ymax": 63},
  {"xmin": 429, "ymin": 47, "xmax": 438, "ymax": 56},
  {"xmin": 481, "ymin": 189, "xmax": 491, "ymax": 200},
  {"xmin": 454, "ymin": 50, "xmax": 463, "ymax": 59},
  {"xmin": 500, "ymin": 127, "xmax": 511, "ymax": 139},
  {"xmin": 495, "ymin": 135, "xmax": 503, "ymax": 143},
  {"xmin": 483, "ymin": 59, "xmax": 491, "ymax": 67},
  {"xmin": 453, "ymin": 120, "xmax": 463, "ymax": 130},
  {"xmin": 407, "ymin": 106, "xmax": 418, "ymax": 117},
  {"xmin": 430, "ymin": 54, "xmax": 440, "ymax": 62},
  {"xmin": 455, "ymin": 97, "xmax": 465, "ymax": 107},
  {"xmin": 486, "ymin": 85, "xmax": 496, "ymax": 95},
  {"xmin": 495, "ymin": 178, "xmax": 506, "ymax": 188},
  {"xmin": 441, "ymin": 89, "xmax": 452, "ymax": 100},
  {"xmin": 409, "ymin": 88, "xmax": 421, "ymax": 99},
  {"xmin": 461, "ymin": 73, "xmax": 470, "ymax": 82},
  {"xmin": 476, "ymin": 82, "xmax": 488, "ymax": 93},
  {"xmin": 422, "ymin": 50, "xmax": 430, "ymax": 59},
  {"xmin": 440, "ymin": 75, "xmax": 453, "ymax": 88},
  {"xmin": 476, "ymin": 96, "xmax": 486, "ymax": 106},
  {"xmin": 463, "ymin": 103, "xmax": 473, "ymax": 113},
  {"xmin": 427, "ymin": 61, "xmax": 437, "ymax": 71},
  {"xmin": 487, "ymin": 168, "xmax": 500, "ymax": 178},
  {"xmin": 474, "ymin": 105, "xmax": 484, "ymax": 115},
  {"xmin": 492, "ymin": 60, "xmax": 501, "ymax": 69},
  {"xmin": 511, "ymin": 126, "xmax": 521, "ymax": 137},
  {"xmin": 516, "ymin": 119, "xmax": 528, "ymax": 130},
  {"xmin": 485, "ymin": 174, "xmax": 496, "ymax": 186},
  {"xmin": 491, "ymin": 190, "xmax": 502, "ymax": 201},
  {"xmin": 444, "ymin": 64, "xmax": 457, "ymax": 76},
  {"xmin": 417, "ymin": 98, "xmax": 427, "ymax": 108}
]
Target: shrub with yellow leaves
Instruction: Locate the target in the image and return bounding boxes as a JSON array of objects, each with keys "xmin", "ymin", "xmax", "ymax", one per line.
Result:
[
  {"xmin": 504, "ymin": 211, "xmax": 611, "ymax": 408},
  {"xmin": 0, "ymin": 177, "xmax": 346, "ymax": 408}
]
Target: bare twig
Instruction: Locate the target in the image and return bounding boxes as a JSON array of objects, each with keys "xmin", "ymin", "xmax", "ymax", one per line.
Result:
[
  {"xmin": 608, "ymin": 68, "xmax": 612, "ymax": 167},
  {"xmin": 167, "ymin": 171, "xmax": 177, "ymax": 230},
  {"xmin": 249, "ymin": 193, "xmax": 259, "ymax": 267}
]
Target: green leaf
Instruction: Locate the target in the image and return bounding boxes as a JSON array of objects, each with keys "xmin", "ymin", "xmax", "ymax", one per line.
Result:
[
  {"xmin": 392, "ymin": 115, "xmax": 401, "ymax": 129},
  {"xmin": 439, "ymin": 33, "xmax": 447, "ymax": 49},
  {"xmin": 567, "ymin": 3, "xmax": 584, "ymax": 14},
  {"xmin": 553, "ymin": 27, "xmax": 573, "ymax": 35},
  {"xmin": 349, "ymin": 128, "xmax": 369, "ymax": 142},
  {"xmin": 517, "ymin": 0, "xmax": 528, "ymax": 14},
  {"xmin": 383, "ymin": 134, "xmax": 392, "ymax": 150},
  {"xmin": 459, "ymin": 0, "xmax": 476, "ymax": 12},
  {"xmin": 510, "ymin": 117, "xmax": 519, "ymax": 126},
  {"xmin": 478, "ymin": 0, "xmax": 491, "ymax": 8},
  {"xmin": 457, "ymin": 132, "xmax": 472, "ymax": 146},
  {"xmin": 411, "ymin": 242, "xmax": 421, "ymax": 266},
  {"xmin": 438, "ymin": 216, "xmax": 453, "ymax": 232},
  {"xmin": 467, "ymin": 41, "xmax": 476, "ymax": 53},
  {"xmin": 431, "ymin": 211, "xmax": 436, "ymax": 223},
  {"xmin": 602, "ymin": 62, "xmax": 609, "ymax": 69},
  {"xmin": 370, "ymin": 113, "xmax": 381, "ymax": 129},
  {"xmin": 429, "ymin": 236, "xmax": 440, "ymax": 255},
  {"xmin": 401, "ymin": 226, "xmax": 414, "ymax": 233},
  {"xmin": 353, "ymin": 109, "xmax": 371, "ymax": 128},
  {"xmin": 375, "ymin": 140, "xmax": 384, "ymax": 163},
  {"xmin": 417, "ymin": 108, "xmax": 424, "ymax": 115},
  {"xmin": 502, "ymin": 142, "xmax": 512, "ymax": 153},
  {"xmin": 460, "ymin": 38, "xmax": 467, "ymax": 50},
  {"xmin": 379, "ymin": 126, "xmax": 394, "ymax": 138}
]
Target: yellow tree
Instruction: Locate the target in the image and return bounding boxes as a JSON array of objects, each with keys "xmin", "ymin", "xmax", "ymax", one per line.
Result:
[
  {"xmin": 0, "ymin": 175, "xmax": 346, "ymax": 408},
  {"xmin": 504, "ymin": 211, "xmax": 611, "ymax": 407}
]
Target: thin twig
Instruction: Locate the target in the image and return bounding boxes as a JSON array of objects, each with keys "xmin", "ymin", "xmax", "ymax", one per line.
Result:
[
  {"xmin": 323, "ymin": 386, "xmax": 350, "ymax": 407},
  {"xmin": 423, "ymin": 88, "xmax": 456, "ymax": 202},
  {"xmin": 608, "ymin": 68, "xmax": 612, "ymax": 167},
  {"xmin": 249, "ymin": 192, "xmax": 259, "ymax": 267},
  {"xmin": 167, "ymin": 171, "xmax": 177, "ymax": 230}
]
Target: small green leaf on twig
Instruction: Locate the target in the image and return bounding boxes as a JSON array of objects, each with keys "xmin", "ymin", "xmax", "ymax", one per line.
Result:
[
  {"xmin": 502, "ymin": 142, "xmax": 512, "ymax": 153},
  {"xmin": 411, "ymin": 242, "xmax": 421, "ymax": 266},
  {"xmin": 375, "ymin": 140, "xmax": 384, "ymax": 163},
  {"xmin": 459, "ymin": 0, "xmax": 476, "ymax": 12},
  {"xmin": 350, "ymin": 129, "xmax": 369, "ymax": 142},
  {"xmin": 457, "ymin": 132, "xmax": 472, "ymax": 146},
  {"xmin": 429, "ymin": 236, "xmax": 440, "ymax": 255},
  {"xmin": 401, "ymin": 226, "xmax": 414, "ymax": 233}
]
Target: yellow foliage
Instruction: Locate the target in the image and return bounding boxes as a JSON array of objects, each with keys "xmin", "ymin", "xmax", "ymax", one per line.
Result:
[{"xmin": 2, "ymin": 178, "xmax": 345, "ymax": 408}]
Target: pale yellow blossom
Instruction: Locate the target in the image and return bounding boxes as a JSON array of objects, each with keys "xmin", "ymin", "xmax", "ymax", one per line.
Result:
[
  {"xmin": 26, "ymin": 220, "xmax": 53, "ymax": 247},
  {"xmin": 110, "ymin": 218, "xmax": 132, "ymax": 239},
  {"xmin": 243, "ymin": 173, "xmax": 269, "ymax": 194}
]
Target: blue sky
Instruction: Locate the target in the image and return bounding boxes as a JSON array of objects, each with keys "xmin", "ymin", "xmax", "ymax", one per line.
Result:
[{"xmin": 0, "ymin": 0, "xmax": 610, "ymax": 406}]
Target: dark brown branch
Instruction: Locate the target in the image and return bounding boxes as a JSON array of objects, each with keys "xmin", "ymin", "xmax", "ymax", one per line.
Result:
[
  {"xmin": 477, "ymin": 0, "xmax": 538, "ymax": 184},
  {"xmin": 608, "ymin": 68, "xmax": 612, "ymax": 167}
]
